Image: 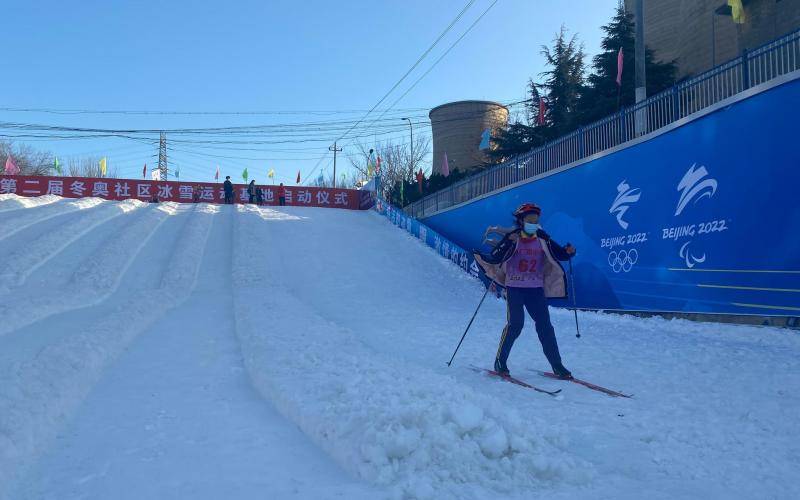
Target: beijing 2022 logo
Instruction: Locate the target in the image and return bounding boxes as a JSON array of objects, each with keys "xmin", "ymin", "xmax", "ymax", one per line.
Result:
[{"xmin": 662, "ymin": 163, "xmax": 723, "ymax": 268}]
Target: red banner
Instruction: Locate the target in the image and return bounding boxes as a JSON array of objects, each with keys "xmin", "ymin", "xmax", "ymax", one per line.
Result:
[{"xmin": 0, "ymin": 175, "xmax": 368, "ymax": 210}]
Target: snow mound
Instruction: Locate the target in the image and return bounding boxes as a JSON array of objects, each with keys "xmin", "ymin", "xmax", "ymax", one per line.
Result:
[
  {"xmin": 0, "ymin": 204, "xmax": 214, "ymax": 494},
  {"xmin": 232, "ymin": 287, "xmax": 594, "ymax": 499},
  {"xmin": 0, "ymin": 198, "xmax": 144, "ymax": 290},
  {"xmin": 0, "ymin": 193, "xmax": 62, "ymax": 211}
]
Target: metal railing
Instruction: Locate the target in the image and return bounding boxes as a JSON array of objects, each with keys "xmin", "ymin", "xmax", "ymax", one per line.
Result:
[{"xmin": 406, "ymin": 28, "xmax": 800, "ymax": 219}]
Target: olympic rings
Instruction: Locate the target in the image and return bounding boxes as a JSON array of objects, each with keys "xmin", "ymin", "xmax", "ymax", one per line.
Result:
[{"xmin": 608, "ymin": 249, "xmax": 639, "ymax": 273}]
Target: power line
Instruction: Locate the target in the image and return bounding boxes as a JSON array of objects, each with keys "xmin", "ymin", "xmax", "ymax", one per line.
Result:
[
  {"xmin": 364, "ymin": 0, "xmax": 502, "ymax": 132},
  {"xmin": 332, "ymin": 0, "xmax": 478, "ymax": 145},
  {"xmin": 300, "ymin": 150, "xmax": 331, "ymax": 185},
  {"xmin": 0, "ymin": 102, "xmax": 525, "ymax": 144},
  {"xmin": 0, "ymin": 106, "xmax": 429, "ymax": 116}
]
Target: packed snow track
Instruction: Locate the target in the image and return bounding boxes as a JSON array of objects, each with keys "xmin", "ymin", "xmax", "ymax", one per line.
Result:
[{"xmin": 0, "ymin": 195, "xmax": 797, "ymax": 500}]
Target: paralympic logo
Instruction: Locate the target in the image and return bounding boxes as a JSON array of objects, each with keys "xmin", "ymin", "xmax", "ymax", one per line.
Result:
[
  {"xmin": 608, "ymin": 249, "xmax": 639, "ymax": 273},
  {"xmin": 679, "ymin": 240, "xmax": 706, "ymax": 268}
]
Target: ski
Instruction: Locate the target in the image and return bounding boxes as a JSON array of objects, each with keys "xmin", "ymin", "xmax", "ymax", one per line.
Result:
[
  {"xmin": 469, "ymin": 365, "xmax": 562, "ymax": 397},
  {"xmin": 533, "ymin": 370, "xmax": 633, "ymax": 398}
]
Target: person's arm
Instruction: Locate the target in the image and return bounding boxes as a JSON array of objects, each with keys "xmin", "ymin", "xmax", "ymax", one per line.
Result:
[
  {"xmin": 536, "ymin": 229, "xmax": 576, "ymax": 261},
  {"xmin": 483, "ymin": 225, "xmax": 516, "ymax": 246}
]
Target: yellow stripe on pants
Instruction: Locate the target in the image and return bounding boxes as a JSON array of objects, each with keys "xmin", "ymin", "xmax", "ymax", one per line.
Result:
[{"xmin": 495, "ymin": 294, "xmax": 511, "ymax": 361}]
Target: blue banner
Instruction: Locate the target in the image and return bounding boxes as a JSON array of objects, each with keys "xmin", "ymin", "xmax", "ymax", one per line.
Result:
[
  {"xmin": 421, "ymin": 76, "xmax": 800, "ymax": 316},
  {"xmin": 375, "ymin": 199, "xmax": 487, "ymax": 285}
]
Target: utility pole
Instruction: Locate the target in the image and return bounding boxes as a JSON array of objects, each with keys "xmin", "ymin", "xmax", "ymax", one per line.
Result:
[
  {"xmin": 402, "ymin": 118, "xmax": 413, "ymax": 177},
  {"xmin": 158, "ymin": 131, "xmax": 168, "ymax": 181},
  {"xmin": 329, "ymin": 142, "xmax": 342, "ymax": 188},
  {"xmin": 634, "ymin": 0, "xmax": 647, "ymax": 136}
]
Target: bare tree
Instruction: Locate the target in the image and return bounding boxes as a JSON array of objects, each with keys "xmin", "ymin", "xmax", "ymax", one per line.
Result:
[
  {"xmin": 309, "ymin": 170, "xmax": 361, "ymax": 189},
  {"xmin": 66, "ymin": 156, "xmax": 118, "ymax": 178},
  {"xmin": 346, "ymin": 142, "xmax": 375, "ymax": 179},
  {"xmin": 346, "ymin": 136, "xmax": 430, "ymax": 200},
  {"xmin": 1, "ymin": 141, "xmax": 119, "ymax": 178},
  {"xmin": 0, "ymin": 141, "xmax": 55, "ymax": 175}
]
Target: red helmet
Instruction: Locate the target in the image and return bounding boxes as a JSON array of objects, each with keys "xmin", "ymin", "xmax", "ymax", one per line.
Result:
[{"xmin": 513, "ymin": 203, "xmax": 541, "ymax": 219}]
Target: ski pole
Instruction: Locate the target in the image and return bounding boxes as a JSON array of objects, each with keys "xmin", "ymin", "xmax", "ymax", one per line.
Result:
[
  {"xmin": 568, "ymin": 257, "xmax": 581, "ymax": 339},
  {"xmin": 447, "ymin": 285, "xmax": 490, "ymax": 366}
]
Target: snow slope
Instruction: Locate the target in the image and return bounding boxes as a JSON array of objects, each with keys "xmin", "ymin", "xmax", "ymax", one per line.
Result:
[{"xmin": 1, "ymin": 195, "xmax": 798, "ymax": 500}]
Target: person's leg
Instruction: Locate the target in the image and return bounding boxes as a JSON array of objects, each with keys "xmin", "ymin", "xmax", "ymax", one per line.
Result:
[
  {"xmin": 523, "ymin": 288, "xmax": 567, "ymax": 372},
  {"xmin": 495, "ymin": 287, "xmax": 525, "ymax": 373}
]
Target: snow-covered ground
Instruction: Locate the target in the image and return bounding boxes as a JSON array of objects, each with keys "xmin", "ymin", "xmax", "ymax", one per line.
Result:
[{"xmin": 1, "ymin": 195, "xmax": 798, "ymax": 500}]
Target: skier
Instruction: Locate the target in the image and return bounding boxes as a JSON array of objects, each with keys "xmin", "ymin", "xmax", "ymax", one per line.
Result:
[
  {"xmin": 255, "ymin": 184, "xmax": 265, "ymax": 205},
  {"xmin": 474, "ymin": 203, "xmax": 576, "ymax": 379},
  {"xmin": 247, "ymin": 180, "xmax": 257, "ymax": 204},
  {"xmin": 223, "ymin": 176, "xmax": 234, "ymax": 204}
]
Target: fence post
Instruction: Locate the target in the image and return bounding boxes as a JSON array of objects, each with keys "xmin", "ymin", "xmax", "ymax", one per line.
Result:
[
  {"xmin": 672, "ymin": 86, "xmax": 680, "ymax": 122},
  {"xmin": 619, "ymin": 108, "xmax": 627, "ymax": 143},
  {"xmin": 578, "ymin": 127, "xmax": 585, "ymax": 158},
  {"xmin": 741, "ymin": 48, "xmax": 750, "ymax": 90},
  {"xmin": 544, "ymin": 145, "xmax": 550, "ymax": 170}
]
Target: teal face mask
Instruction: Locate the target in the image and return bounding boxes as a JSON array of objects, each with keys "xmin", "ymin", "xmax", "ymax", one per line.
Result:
[{"xmin": 524, "ymin": 222, "xmax": 540, "ymax": 234}]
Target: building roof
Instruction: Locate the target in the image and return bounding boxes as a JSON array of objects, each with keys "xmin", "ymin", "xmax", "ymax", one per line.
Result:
[{"xmin": 429, "ymin": 100, "xmax": 509, "ymax": 118}]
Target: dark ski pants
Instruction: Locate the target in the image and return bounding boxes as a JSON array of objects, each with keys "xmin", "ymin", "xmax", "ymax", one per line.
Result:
[
  {"xmin": 496, "ymin": 286, "xmax": 564, "ymax": 370},
  {"xmin": 224, "ymin": 193, "xmax": 234, "ymax": 204}
]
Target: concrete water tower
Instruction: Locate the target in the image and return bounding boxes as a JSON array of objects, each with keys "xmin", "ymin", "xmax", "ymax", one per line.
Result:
[{"xmin": 429, "ymin": 100, "xmax": 509, "ymax": 176}]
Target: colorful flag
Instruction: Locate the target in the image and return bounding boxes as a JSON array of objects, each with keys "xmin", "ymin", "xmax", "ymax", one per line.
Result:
[
  {"xmin": 416, "ymin": 169, "xmax": 424, "ymax": 194},
  {"xmin": 143, "ymin": 163, "xmax": 147, "ymax": 179},
  {"xmin": 376, "ymin": 156, "xmax": 381, "ymax": 173},
  {"xmin": 215, "ymin": 166, "xmax": 219, "ymax": 180},
  {"xmin": 728, "ymin": 0, "xmax": 745, "ymax": 24},
  {"xmin": 4, "ymin": 155, "xmax": 20, "ymax": 175},
  {"xmin": 441, "ymin": 152, "xmax": 450, "ymax": 177},
  {"xmin": 99, "ymin": 157, "xmax": 107, "ymax": 177},
  {"xmin": 537, "ymin": 98, "xmax": 547, "ymax": 126},
  {"xmin": 296, "ymin": 170, "xmax": 301, "ymax": 184},
  {"xmin": 242, "ymin": 168, "xmax": 249, "ymax": 182},
  {"xmin": 53, "ymin": 157, "xmax": 62, "ymax": 175},
  {"xmin": 175, "ymin": 167, "xmax": 180, "ymax": 179},
  {"xmin": 616, "ymin": 47, "xmax": 624, "ymax": 86},
  {"xmin": 268, "ymin": 169, "xmax": 275, "ymax": 180}
]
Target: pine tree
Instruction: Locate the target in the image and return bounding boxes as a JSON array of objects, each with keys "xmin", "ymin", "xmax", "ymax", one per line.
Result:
[
  {"xmin": 578, "ymin": 5, "xmax": 677, "ymax": 124},
  {"xmin": 488, "ymin": 28, "xmax": 584, "ymax": 162},
  {"xmin": 539, "ymin": 25, "xmax": 586, "ymax": 137},
  {"xmin": 485, "ymin": 122, "xmax": 539, "ymax": 163}
]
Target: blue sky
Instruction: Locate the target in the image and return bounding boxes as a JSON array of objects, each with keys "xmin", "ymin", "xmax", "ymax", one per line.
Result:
[{"xmin": 2, "ymin": 0, "xmax": 618, "ymax": 183}]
